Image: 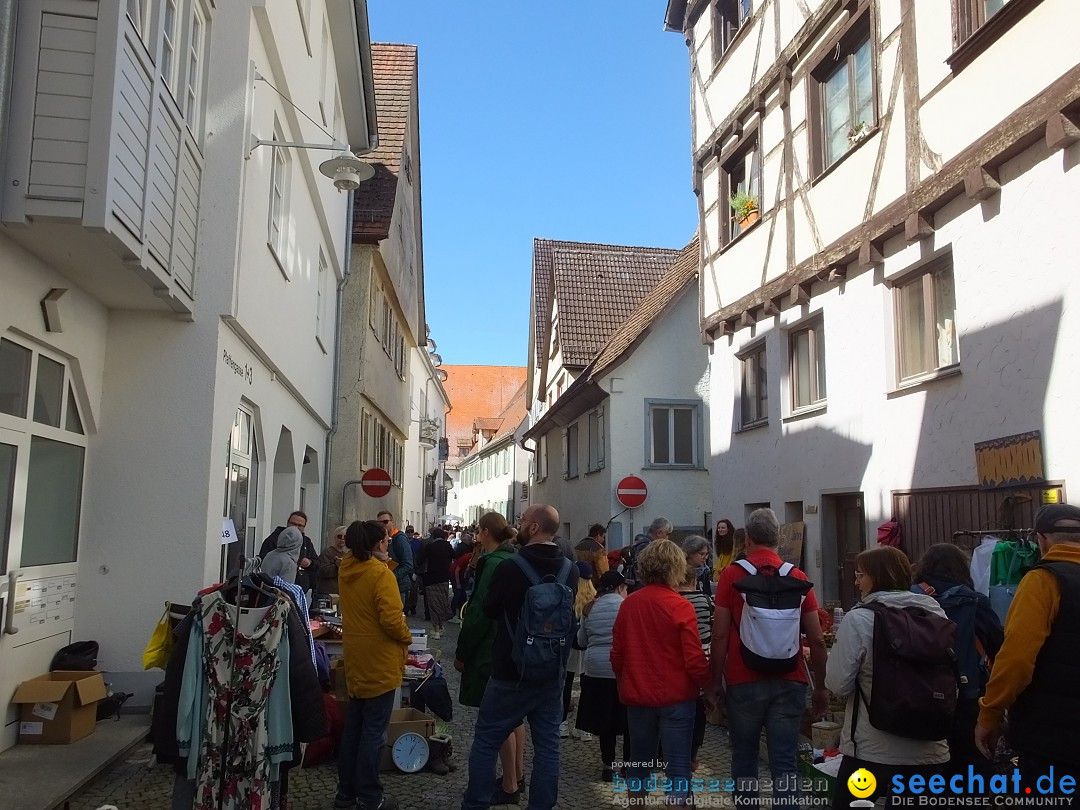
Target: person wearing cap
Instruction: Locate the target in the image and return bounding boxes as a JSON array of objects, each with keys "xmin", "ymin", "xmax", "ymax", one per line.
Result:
[{"xmin": 975, "ymin": 503, "xmax": 1080, "ymax": 786}]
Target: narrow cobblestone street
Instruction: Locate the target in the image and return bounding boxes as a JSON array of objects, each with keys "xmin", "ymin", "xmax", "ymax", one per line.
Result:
[{"xmin": 67, "ymin": 621, "xmax": 746, "ymax": 810}]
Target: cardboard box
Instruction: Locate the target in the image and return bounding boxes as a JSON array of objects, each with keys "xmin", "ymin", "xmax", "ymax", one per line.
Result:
[
  {"xmin": 330, "ymin": 658, "xmax": 348, "ymax": 702},
  {"xmin": 378, "ymin": 707, "xmax": 436, "ymax": 771},
  {"xmin": 11, "ymin": 671, "xmax": 107, "ymax": 744}
]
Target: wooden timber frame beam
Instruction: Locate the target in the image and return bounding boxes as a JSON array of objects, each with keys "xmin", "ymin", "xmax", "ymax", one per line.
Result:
[{"xmin": 702, "ymin": 64, "xmax": 1080, "ymax": 336}]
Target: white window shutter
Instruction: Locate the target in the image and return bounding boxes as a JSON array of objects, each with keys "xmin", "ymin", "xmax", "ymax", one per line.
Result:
[{"xmin": 597, "ymin": 407, "xmax": 605, "ymax": 469}]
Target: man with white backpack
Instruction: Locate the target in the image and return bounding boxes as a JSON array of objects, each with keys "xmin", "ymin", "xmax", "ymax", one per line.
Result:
[{"xmin": 708, "ymin": 508, "xmax": 828, "ymax": 809}]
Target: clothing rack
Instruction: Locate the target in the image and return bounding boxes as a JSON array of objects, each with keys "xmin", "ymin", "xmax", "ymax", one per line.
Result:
[{"xmin": 952, "ymin": 528, "xmax": 1032, "ymax": 539}]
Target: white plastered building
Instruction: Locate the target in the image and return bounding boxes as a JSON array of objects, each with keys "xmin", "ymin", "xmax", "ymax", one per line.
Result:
[
  {"xmin": 0, "ymin": 0, "xmax": 378, "ymax": 744},
  {"xmin": 665, "ymin": 0, "xmax": 1080, "ymax": 607}
]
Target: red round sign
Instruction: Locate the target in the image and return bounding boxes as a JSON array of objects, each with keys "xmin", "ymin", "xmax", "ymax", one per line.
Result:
[
  {"xmin": 361, "ymin": 467, "xmax": 392, "ymax": 497},
  {"xmin": 616, "ymin": 475, "xmax": 648, "ymax": 509}
]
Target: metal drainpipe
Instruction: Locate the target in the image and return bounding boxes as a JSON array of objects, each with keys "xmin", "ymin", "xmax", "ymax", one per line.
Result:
[
  {"xmin": 0, "ymin": 0, "xmax": 20, "ymax": 206},
  {"xmin": 321, "ymin": 190, "xmax": 355, "ymax": 544}
]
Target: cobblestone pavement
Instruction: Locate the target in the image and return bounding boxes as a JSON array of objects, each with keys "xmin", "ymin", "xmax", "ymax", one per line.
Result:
[{"xmin": 68, "ymin": 622, "xmax": 754, "ymax": 810}]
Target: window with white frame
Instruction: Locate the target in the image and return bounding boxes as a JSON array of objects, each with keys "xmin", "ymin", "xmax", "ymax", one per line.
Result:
[
  {"xmin": 184, "ymin": 2, "xmax": 208, "ymax": 140},
  {"xmin": 360, "ymin": 409, "xmax": 371, "ymax": 467},
  {"xmin": 503, "ymin": 447, "xmax": 510, "ymax": 475},
  {"xmin": 160, "ymin": 0, "xmax": 180, "ymax": 94},
  {"xmin": 222, "ymin": 403, "xmax": 259, "ymax": 580},
  {"xmin": 894, "ymin": 258, "xmax": 959, "ymax": 383},
  {"xmin": 268, "ymin": 124, "xmax": 290, "ymax": 267},
  {"xmin": 646, "ymin": 400, "xmax": 701, "ymax": 467},
  {"xmin": 789, "ymin": 319, "xmax": 827, "ymax": 411},
  {"xmin": 126, "ymin": 0, "xmax": 150, "ymax": 46},
  {"xmin": 562, "ymin": 424, "xmax": 579, "ymax": 479},
  {"xmin": 319, "ymin": 21, "xmax": 331, "ymax": 125},
  {"xmin": 316, "ymin": 249, "xmax": 328, "ymax": 351},
  {"xmin": 587, "ymin": 407, "xmax": 605, "ymax": 472},
  {"xmin": 0, "ymin": 337, "xmax": 89, "ymax": 570},
  {"xmin": 739, "ymin": 343, "xmax": 768, "ymax": 427}
]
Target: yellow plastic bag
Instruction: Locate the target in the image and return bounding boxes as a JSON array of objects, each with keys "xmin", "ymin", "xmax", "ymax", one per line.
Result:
[{"xmin": 142, "ymin": 606, "xmax": 172, "ymax": 670}]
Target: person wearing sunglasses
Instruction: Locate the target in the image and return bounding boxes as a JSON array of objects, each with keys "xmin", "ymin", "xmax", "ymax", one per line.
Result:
[
  {"xmin": 317, "ymin": 525, "xmax": 349, "ymax": 595},
  {"xmin": 377, "ymin": 510, "xmax": 415, "ymax": 600}
]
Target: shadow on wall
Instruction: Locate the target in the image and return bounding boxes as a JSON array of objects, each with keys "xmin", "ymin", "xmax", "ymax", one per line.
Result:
[{"xmin": 900, "ymin": 298, "xmax": 1063, "ymax": 560}]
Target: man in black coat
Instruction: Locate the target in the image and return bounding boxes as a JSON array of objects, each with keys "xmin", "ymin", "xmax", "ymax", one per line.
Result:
[
  {"xmin": 259, "ymin": 510, "xmax": 320, "ymax": 593},
  {"xmin": 460, "ymin": 504, "xmax": 579, "ymax": 809}
]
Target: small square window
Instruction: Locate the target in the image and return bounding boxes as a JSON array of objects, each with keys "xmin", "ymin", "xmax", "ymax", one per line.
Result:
[
  {"xmin": 646, "ymin": 401, "xmax": 701, "ymax": 467},
  {"xmin": 894, "ymin": 260, "xmax": 959, "ymax": 382}
]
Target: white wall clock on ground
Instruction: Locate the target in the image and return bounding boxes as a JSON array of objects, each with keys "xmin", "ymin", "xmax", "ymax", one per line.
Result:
[{"xmin": 392, "ymin": 731, "xmax": 429, "ymax": 773}]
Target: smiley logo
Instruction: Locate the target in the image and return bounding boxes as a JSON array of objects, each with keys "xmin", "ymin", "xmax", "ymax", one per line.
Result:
[{"xmin": 847, "ymin": 768, "xmax": 876, "ymax": 799}]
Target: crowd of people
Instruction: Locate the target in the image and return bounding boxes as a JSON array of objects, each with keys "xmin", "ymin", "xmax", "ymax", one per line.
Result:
[{"xmin": 254, "ymin": 502, "xmax": 1080, "ymax": 809}]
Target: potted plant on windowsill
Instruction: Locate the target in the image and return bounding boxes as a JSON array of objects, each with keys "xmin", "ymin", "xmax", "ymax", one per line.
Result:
[
  {"xmin": 729, "ymin": 191, "xmax": 759, "ymax": 232},
  {"xmin": 847, "ymin": 121, "xmax": 871, "ymax": 148}
]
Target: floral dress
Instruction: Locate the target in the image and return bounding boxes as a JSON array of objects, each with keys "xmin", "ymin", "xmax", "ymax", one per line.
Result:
[{"xmin": 195, "ymin": 589, "xmax": 290, "ymax": 810}]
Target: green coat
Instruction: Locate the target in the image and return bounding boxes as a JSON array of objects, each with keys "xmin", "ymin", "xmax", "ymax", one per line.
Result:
[{"xmin": 454, "ymin": 544, "xmax": 515, "ymax": 706}]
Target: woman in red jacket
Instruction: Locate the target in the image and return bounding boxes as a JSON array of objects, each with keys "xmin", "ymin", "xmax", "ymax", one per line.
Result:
[{"xmin": 611, "ymin": 539, "xmax": 712, "ymax": 806}]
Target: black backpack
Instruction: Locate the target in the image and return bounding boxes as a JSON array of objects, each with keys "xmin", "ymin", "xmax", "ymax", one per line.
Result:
[
  {"xmin": 914, "ymin": 582, "xmax": 991, "ymax": 701},
  {"xmin": 50, "ymin": 640, "xmax": 99, "ymax": 671},
  {"xmin": 852, "ymin": 602, "xmax": 959, "ymax": 745}
]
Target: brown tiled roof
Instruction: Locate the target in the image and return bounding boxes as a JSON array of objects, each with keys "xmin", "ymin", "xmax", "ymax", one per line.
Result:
[
  {"xmin": 552, "ymin": 244, "xmax": 682, "ymax": 367},
  {"xmin": 441, "ymin": 366, "xmax": 527, "ymax": 470},
  {"xmin": 532, "ymin": 238, "xmax": 681, "ymax": 371},
  {"xmin": 352, "ymin": 43, "xmax": 416, "ymax": 242},
  {"xmin": 589, "ymin": 236, "xmax": 700, "ymax": 379},
  {"xmin": 523, "ymin": 236, "xmax": 700, "ymax": 443},
  {"xmin": 473, "ymin": 417, "xmax": 504, "ymax": 432}
]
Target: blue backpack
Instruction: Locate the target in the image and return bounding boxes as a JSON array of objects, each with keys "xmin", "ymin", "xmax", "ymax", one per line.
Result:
[
  {"xmin": 914, "ymin": 582, "xmax": 990, "ymax": 701},
  {"xmin": 504, "ymin": 554, "xmax": 576, "ymax": 682}
]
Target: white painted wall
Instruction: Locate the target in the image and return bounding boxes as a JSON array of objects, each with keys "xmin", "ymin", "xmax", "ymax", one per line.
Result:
[
  {"xmin": 0, "ymin": 1, "xmax": 375, "ymax": 718},
  {"xmin": 707, "ymin": 137, "xmax": 1080, "ymax": 599},
  {"xmin": 457, "ymin": 434, "xmax": 528, "ymax": 525}
]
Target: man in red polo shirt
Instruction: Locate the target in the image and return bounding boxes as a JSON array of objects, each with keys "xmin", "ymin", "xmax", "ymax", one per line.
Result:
[{"xmin": 709, "ymin": 508, "xmax": 827, "ymax": 809}]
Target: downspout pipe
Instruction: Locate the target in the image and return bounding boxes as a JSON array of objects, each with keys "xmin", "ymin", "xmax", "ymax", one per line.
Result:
[
  {"xmin": 321, "ymin": 190, "xmax": 355, "ymax": 546},
  {"xmin": 0, "ymin": 0, "xmax": 20, "ymax": 212}
]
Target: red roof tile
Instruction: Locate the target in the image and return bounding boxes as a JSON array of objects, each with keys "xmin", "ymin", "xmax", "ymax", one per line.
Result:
[
  {"xmin": 441, "ymin": 366, "xmax": 527, "ymax": 469},
  {"xmin": 352, "ymin": 43, "xmax": 416, "ymax": 242}
]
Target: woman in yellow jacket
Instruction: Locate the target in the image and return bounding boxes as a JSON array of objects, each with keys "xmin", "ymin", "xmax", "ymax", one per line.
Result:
[{"xmin": 334, "ymin": 520, "xmax": 412, "ymax": 810}]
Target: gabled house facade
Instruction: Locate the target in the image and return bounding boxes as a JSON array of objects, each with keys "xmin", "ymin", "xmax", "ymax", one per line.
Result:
[
  {"xmin": 525, "ymin": 240, "xmax": 711, "ymax": 547},
  {"xmin": 330, "ymin": 43, "xmax": 433, "ymax": 530},
  {"xmin": 0, "ymin": 0, "xmax": 378, "ymax": 742},
  {"xmin": 457, "ymin": 382, "xmax": 530, "ymax": 525},
  {"xmin": 666, "ymin": 0, "xmax": 1079, "ymax": 607}
]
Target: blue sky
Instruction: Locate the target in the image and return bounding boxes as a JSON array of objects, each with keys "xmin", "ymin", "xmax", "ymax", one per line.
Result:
[{"xmin": 368, "ymin": 1, "xmax": 697, "ymax": 367}]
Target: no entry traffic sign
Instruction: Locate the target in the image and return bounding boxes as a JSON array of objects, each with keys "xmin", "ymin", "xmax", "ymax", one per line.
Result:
[
  {"xmin": 361, "ymin": 467, "xmax": 392, "ymax": 497},
  {"xmin": 616, "ymin": 475, "xmax": 648, "ymax": 509}
]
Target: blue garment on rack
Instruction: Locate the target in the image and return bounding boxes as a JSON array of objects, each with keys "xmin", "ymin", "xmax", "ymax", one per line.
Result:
[{"xmin": 272, "ymin": 576, "xmax": 316, "ymax": 666}]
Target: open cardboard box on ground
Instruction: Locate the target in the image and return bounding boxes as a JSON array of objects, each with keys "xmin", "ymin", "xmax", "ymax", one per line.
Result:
[
  {"xmin": 11, "ymin": 671, "xmax": 107, "ymax": 744},
  {"xmin": 378, "ymin": 707, "xmax": 436, "ymax": 771}
]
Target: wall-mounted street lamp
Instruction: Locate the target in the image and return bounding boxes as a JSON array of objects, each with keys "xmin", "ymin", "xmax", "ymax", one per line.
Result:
[{"xmin": 247, "ymin": 136, "xmax": 374, "ymax": 191}]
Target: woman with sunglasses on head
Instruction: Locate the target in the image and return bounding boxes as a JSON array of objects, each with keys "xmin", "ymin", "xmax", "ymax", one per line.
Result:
[{"xmin": 317, "ymin": 525, "xmax": 349, "ymax": 595}]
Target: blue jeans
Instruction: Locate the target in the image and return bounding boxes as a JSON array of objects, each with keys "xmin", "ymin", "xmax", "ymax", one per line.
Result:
[
  {"xmin": 725, "ymin": 680, "xmax": 806, "ymax": 808},
  {"xmin": 336, "ymin": 689, "xmax": 396, "ymax": 807},
  {"xmin": 624, "ymin": 700, "xmax": 696, "ymax": 801},
  {"xmin": 461, "ymin": 677, "xmax": 563, "ymax": 810}
]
